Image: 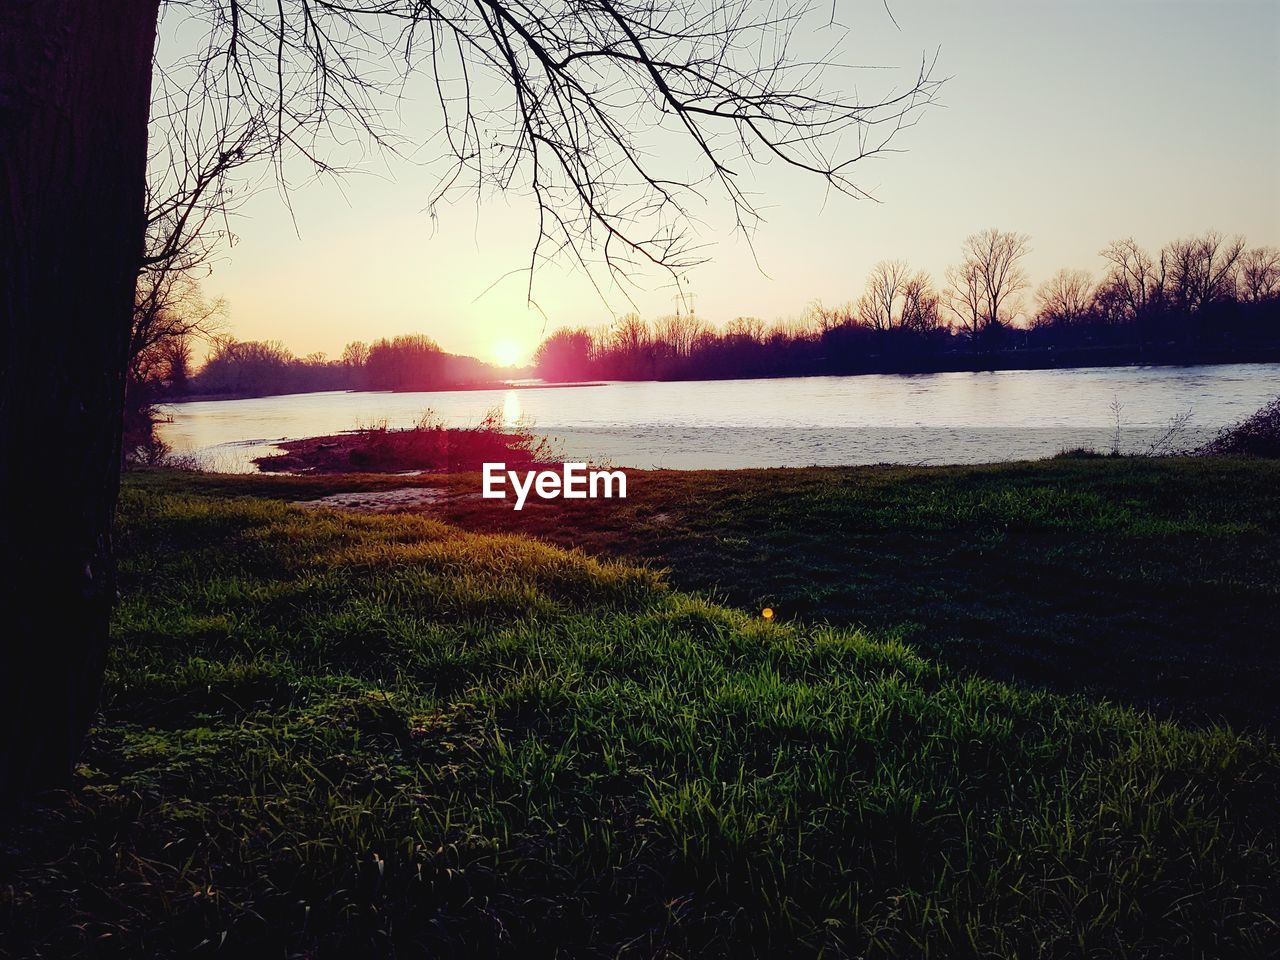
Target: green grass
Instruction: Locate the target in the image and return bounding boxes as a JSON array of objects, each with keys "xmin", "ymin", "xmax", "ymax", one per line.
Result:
[
  {"xmin": 3, "ymin": 471, "xmax": 1278, "ymax": 958},
  {"xmin": 133, "ymin": 457, "xmax": 1280, "ymax": 730}
]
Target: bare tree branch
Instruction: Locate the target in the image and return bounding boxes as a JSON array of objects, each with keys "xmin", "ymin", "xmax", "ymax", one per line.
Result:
[{"xmin": 154, "ymin": 0, "xmax": 940, "ymax": 302}]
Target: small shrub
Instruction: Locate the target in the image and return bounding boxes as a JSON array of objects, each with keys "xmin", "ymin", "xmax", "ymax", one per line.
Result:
[{"xmin": 1200, "ymin": 396, "xmax": 1280, "ymax": 458}]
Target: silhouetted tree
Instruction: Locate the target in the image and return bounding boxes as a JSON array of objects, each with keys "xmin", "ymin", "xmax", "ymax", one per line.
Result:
[
  {"xmin": 900, "ymin": 272, "xmax": 942, "ymax": 333},
  {"xmin": 1098, "ymin": 238, "xmax": 1167, "ymax": 329},
  {"xmin": 1164, "ymin": 232, "xmax": 1245, "ymax": 316},
  {"xmin": 604, "ymin": 314, "xmax": 655, "ymax": 377},
  {"xmin": 945, "ymin": 229, "xmax": 1030, "ymax": 343},
  {"xmin": 725, "ymin": 316, "xmax": 767, "ymax": 340},
  {"xmin": 1240, "ymin": 247, "xmax": 1280, "ymax": 304},
  {"xmin": 163, "ymin": 339, "xmax": 194, "ymax": 394},
  {"xmin": 365, "ymin": 335, "xmax": 446, "ymax": 391},
  {"xmin": 196, "ymin": 339, "xmax": 297, "ymax": 395},
  {"xmin": 535, "ymin": 328, "xmax": 595, "ymax": 380},
  {"xmin": 341, "ymin": 341, "xmax": 371, "ymax": 370},
  {"xmin": 1035, "ymin": 269, "xmax": 1096, "ymax": 327},
  {"xmin": 653, "ymin": 313, "xmax": 711, "ymax": 363},
  {"xmin": 944, "ymin": 259, "xmax": 986, "ymax": 341},
  {"xmin": 802, "ymin": 300, "xmax": 857, "ymax": 335},
  {"xmin": 124, "ymin": 272, "xmax": 227, "ymax": 460},
  {"xmin": 857, "ymin": 260, "xmax": 910, "ymax": 332}
]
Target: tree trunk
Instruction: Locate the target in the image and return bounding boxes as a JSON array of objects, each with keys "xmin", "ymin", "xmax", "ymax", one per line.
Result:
[{"xmin": 0, "ymin": 0, "xmax": 160, "ymax": 805}]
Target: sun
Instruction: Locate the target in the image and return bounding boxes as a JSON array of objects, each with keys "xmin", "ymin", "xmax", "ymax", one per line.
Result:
[{"xmin": 491, "ymin": 338, "xmax": 526, "ymax": 368}]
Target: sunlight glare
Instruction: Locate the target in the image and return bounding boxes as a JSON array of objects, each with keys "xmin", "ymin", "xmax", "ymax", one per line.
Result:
[{"xmin": 492, "ymin": 338, "xmax": 525, "ymax": 367}]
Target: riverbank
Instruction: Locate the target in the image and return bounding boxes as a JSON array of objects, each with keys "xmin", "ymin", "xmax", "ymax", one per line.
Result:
[{"xmin": 4, "ymin": 459, "xmax": 1278, "ymax": 958}]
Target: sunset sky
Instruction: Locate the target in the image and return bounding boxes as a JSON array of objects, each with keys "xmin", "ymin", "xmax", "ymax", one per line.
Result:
[{"xmin": 182, "ymin": 0, "xmax": 1280, "ymax": 366}]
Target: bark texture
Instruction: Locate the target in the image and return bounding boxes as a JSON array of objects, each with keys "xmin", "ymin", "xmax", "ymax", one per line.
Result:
[{"xmin": 0, "ymin": 0, "xmax": 161, "ymax": 804}]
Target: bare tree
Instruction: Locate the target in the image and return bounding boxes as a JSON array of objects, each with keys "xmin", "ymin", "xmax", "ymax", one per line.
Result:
[
  {"xmin": 341, "ymin": 341, "xmax": 371, "ymax": 368},
  {"xmin": 944, "ymin": 230, "xmax": 1030, "ymax": 341},
  {"xmin": 856, "ymin": 260, "xmax": 939, "ymax": 334},
  {"xmin": 943, "ymin": 260, "xmax": 985, "ymax": 340},
  {"xmin": 1098, "ymin": 237, "xmax": 1167, "ymax": 325},
  {"xmin": 124, "ymin": 271, "xmax": 226, "ymax": 462},
  {"xmin": 139, "ymin": 0, "xmax": 940, "ymax": 296},
  {"xmin": 1163, "ymin": 231, "xmax": 1245, "ymax": 314},
  {"xmin": 130, "ymin": 271, "xmax": 228, "ymax": 388},
  {"xmin": 121, "ymin": 62, "xmax": 265, "ymax": 465},
  {"xmin": 723, "ymin": 316, "xmax": 767, "ymax": 341},
  {"xmin": 1035, "ymin": 268, "xmax": 1095, "ymax": 327},
  {"xmin": 143, "ymin": 85, "xmax": 269, "ymax": 285},
  {"xmin": 801, "ymin": 299, "xmax": 857, "ymax": 334},
  {"xmin": 900, "ymin": 271, "xmax": 941, "ymax": 333},
  {"xmin": 653, "ymin": 313, "xmax": 710, "ymax": 360},
  {"xmin": 1240, "ymin": 246, "xmax": 1280, "ymax": 303},
  {"xmin": 610, "ymin": 313, "xmax": 652, "ymax": 354},
  {"xmin": 131, "ymin": 56, "xmax": 272, "ymax": 387},
  {"xmin": 857, "ymin": 260, "xmax": 910, "ymax": 332},
  {"xmin": 161, "ymin": 337, "xmax": 195, "ymax": 393},
  {"xmin": 122, "ymin": 278, "xmax": 224, "ymax": 463}
]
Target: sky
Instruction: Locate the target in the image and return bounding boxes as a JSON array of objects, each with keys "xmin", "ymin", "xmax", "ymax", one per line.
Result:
[{"xmin": 173, "ymin": 1, "xmax": 1280, "ymax": 366}]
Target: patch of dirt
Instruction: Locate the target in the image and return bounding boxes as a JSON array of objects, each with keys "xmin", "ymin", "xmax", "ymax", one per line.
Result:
[{"xmin": 294, "ymin": 487, "xmax": 461, "ymax": 513}]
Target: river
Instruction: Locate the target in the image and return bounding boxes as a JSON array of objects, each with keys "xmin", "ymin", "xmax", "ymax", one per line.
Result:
[{"xmin": 157, "ymin": 363, "xmax": 1278, "ymax": 471}]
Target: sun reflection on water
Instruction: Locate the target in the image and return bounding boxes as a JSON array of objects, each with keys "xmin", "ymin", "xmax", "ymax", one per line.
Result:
[{"xmin": 503, "ymin": 390, "xmax": 523, "ymax": 426}]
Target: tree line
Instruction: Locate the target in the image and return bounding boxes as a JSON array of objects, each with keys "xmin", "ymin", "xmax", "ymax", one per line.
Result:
[
  {"xmin": 137, "ymin": 331, "xmax": 506, "ymax": 399},
  {"xmin": 534, "ymin": 229, "xmax": 1280, "ymax": 382},
  {"xmin": 124, "ymin": 329, "xmax": 507, "ymax": 461},
  {"xmin": 187, "ymin": 334, "xmax": 499, "ymax": 396}
]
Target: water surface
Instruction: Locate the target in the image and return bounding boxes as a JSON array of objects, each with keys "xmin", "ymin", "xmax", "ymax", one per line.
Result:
[{"xmin": 158, "ymin": 363, "xmax": 1278, "ymax": 471}]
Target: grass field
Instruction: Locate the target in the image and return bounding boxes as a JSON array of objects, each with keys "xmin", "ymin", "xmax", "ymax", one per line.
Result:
[
  {"xmin": 3, "ymin": 461, "xmax": 1278, "ymax": 958},
  {"xmin": 135, "ymin": 456, "xmax": 1280, "ymax": 730}
]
